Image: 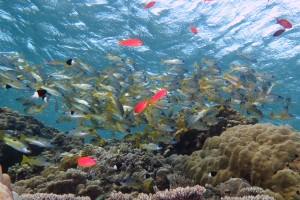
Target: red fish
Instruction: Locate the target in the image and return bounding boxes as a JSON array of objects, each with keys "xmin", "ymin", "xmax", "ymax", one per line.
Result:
[
  {"xmin": 150, "ymin": 89, "xmax": 168, "ymax": 104},
  {"xmin": 134, "ymin": 101, "xmax": 148, "ymax": 115},
  {"xmin": 273, "ymin": 29, "xmax": 285, "ymax": 37},
  {"xmin": 78, "ymin": 157, "xmax": 96, "ymax": 167},
  {"xmin": 144, "ymin": 1, "xmax": 155, "ymax": 9},
  {"xmin": 190, "ymin": 25, "xmax": 197, "ymax": 34},
  {"xmin": 118, "ymin": 38, "xmax": 143, "ymax": 47},
  {"xmin": 276, "ymin": 18, "xmax": 292, "ymax": 29}
]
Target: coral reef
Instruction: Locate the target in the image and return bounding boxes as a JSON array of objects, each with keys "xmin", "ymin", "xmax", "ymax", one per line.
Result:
[
  {"xmin": 170, "ymin": 105, "xmax": 258, "ymax": 155},
  {"xmin": 183, "ymin": 123, "xmax": 300, "ymax": 199},
  {"xmin": 220, "ymin": 195, "xmax": 275, "ymax": 200},
  {"xmin": 13, "ymin": 144, "xmax": 188, "ymax": 199},
  {"xmin": 0, "ymin": 108, "xmax": 86, "ymax": 175},
  {"xmin": 110, "ymin": 185, "xmax": 206, "ymax": 200},
  {"xmin": 19, "ymin": 193, "xmax": 91, "ymax": 200}
]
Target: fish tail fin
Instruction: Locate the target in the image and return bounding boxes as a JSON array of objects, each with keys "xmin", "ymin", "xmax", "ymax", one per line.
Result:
[
  {"xmin": 127, "ymin": 59, "xmax": 133, "ymax": 65},
  {"xmin": 86, "ymin": 113, "xmax": 91, "ymax": 121},
  {"xmin": 19, "ymin": 134, "xmax": 27, "ymax": 141},
  {"xmin": 18, "ymin": 52, "xmax": 24, "ymax": 59},
  {"xmin": 269, "ymin": 111, "xmax": 275, "ymax": 120},
  {"xmin": 0, "ymin": 130, "xmax": 4, "ymax": 140},
  {"xmin": 143, "ymin": 180, "xmax": 152, "ymax": 191},
  {"xmin": 160, "ymin": 59, "xmax": 165, "ymax": 65},
  {"xmin": 111, "ymin": 132, "xmax": 116, "ymax": 140},
  {"xmin": 21, "ymin": 155, "xmax": 28, "ymax": 164},
  {"xmin": 105, "ymin": 92, "xmax": 112, "ymax": 99},
  {"xmin": 38, "ymin": 104, "xmax": 44, "ymax": 114},
  {"xmin": 118, "ymin": 40, "xmax": 122, "ymax": 47},
  {"xmin": 135, "ymin": 140, "xmax": 140, "ymax": 148}
]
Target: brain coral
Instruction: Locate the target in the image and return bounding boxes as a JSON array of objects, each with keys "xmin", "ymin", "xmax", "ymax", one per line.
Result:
[{"xmin": 183, "ymin": 123, "xmax": 300, "ymax": 200}]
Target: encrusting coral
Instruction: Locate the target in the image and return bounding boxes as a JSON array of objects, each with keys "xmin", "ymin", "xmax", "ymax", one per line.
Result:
[{"xmin": 183, "ymin": 123, "xmax": 300, "ymax": 200}]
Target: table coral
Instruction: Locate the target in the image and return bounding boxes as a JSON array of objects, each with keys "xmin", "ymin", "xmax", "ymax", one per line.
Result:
[{"xmin": 183, "ymin": 123, "xmax": 300, "ymax": 200}]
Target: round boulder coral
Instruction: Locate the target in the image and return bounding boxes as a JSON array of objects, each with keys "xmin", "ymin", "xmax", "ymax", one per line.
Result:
[{"xmin": 183, "ymin": 123, "xmax": 300, "ymax": 200}]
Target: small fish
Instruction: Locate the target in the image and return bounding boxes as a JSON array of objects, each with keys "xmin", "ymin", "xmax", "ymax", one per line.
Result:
[
  {"xmin": 155, "ymin": 133, "xmax": 178, "ymax": 144},
  {"xmin": 207, "ymin": 171, "xmax": 217, "ymax": 178},
  {"xmin": 0, "ymin": 131, "xmax": 31, "ymax": 154},
  {"xmin": 78, "ymin": 156, "xmax": 96, "ymax": 167},
  {"xmin": 120, "ymin": 177, "xmax": 152, "ymax": 191},
  {"xmin": 236, "ymin": 50, "xmax": 257, "ymax": 63},
  {"xmin": 66, "ymin": 59, "xmax": 77, "ymax": 66},
  {"xmin": 118, "ymin": 38, "xmax": 143, "ymax": 47},
  {"xmin": 255, "ymin": 94, "xmax": 284, "ymax": 104},
  {"xmin": 150, "ymin": 89, "xmax": 167, "ymax": 104},
  {"xmin": 161, "ymin": 59, "xmax": 185, "ymax": 65},
  {"xmin": 32, "ymin": 89, "xmax": 47, "ymax": 99},
  {"xmin": 190, "ymin": 25, "xmax": 197, "ymax": 34},
  {"xmin": 44, "ymin": 60, "xmax": 66, "ymax": 66},
  {"xmin": 139, "ymin": 143, "xmax": 162, "ymax": 151},
  {"xmin": 273, "ymin": 29, "xmax": 285, "ymax": 37},
  {"xmin": 123, "ymin": 132, "xmax": 141, "ymax": 141},
  {"xmin": 20, "ymin": 134, "xmax": 53, "ymax": 148},
  {"xmin": 276, "ymin": 18, "xmax": 292, "ymax": 28},
  {"xmin": 64, "ymin": 126, "xmax": 96, "ymax": 138},
  {"xmin": 106, "ymin": 53, "xmax": 125, "ymax": 63},
  {"xmin": 62, "ymin": 111, "xmax": 87, "ymax": 118},
  {"xmin": 21, "ymin": 155, "xmax": 51, "ymax": 166},
  {"xmin": 144, "ymin": 1, "xmax": 155, "ymax": 9},
  {"xmin": 24, "ymin": 104, "xmax": 45, "ymax": 115},
  {"xmin": 134, "ymin": 101, "xmax": 148, "ymax": 115}
]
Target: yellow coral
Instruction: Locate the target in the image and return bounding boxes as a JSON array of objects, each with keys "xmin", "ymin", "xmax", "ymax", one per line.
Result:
[{"xmin": 183, "ymin": 123, "xmax": 300, "ymax": 200}]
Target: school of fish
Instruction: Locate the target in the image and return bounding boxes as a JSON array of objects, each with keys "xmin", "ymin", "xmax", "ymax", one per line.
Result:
[
  {"xmin": 0, "ymin": 1, "xmax": 294, "ymax": 170},
  {"xmin": 0, "ymin": 48, "xmax": 295, "ymax": 156}
]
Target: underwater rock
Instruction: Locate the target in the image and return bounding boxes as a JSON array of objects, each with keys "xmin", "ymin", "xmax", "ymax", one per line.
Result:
[
  {"xmin": 166, "ymin": 174, "xmax": 194, "ymax": 189},
  {"xmin": 155, "ymin": 167, "xmax": 172, "ymax": 190},
  {"xmin": 171, "ymin": 105, "xmax": 258, "ymax": 155},
  {"xmin": 47, "ymin": 179, "xmax": 76, "ymax": 194},
  {"xmin": 183, "ymin": 123, "xmax": 300, "ymax": 199},
  {"xmin": 78, "ymin": 185, "xmax": 103, "ymax": 200}
]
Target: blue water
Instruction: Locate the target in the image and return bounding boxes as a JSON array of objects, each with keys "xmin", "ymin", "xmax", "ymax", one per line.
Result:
[{"xmin": 0, "ymin": 0, "xmax": 299, "ymax": 137}]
